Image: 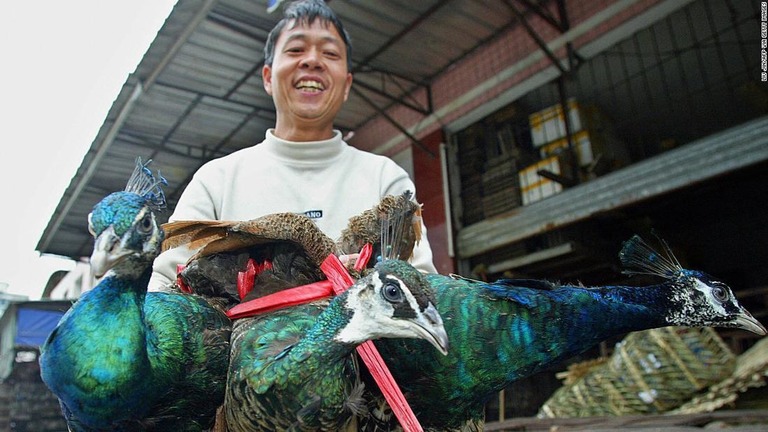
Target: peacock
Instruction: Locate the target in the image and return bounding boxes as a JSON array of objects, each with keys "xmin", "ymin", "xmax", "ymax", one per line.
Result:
[
  {"xmin": 160, "ymin": 191, "xmax": 435, "ymax": 431},
  {"xmin": 363, "ymin": 235, "xmax": 767, "ymax": 431},
  {"xmin": 224, "ymin": 258, "xmax": 449, "ymax": 431},
  {"xmin": 39, "ymin": 158, "xmax": 231, "ymax": 431}
]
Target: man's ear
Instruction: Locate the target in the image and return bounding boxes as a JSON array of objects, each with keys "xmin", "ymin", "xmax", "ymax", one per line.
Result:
[
  {"xmin": 263, "ymin": 64, "xmax": 273, "ymax": 95},
  {"xmin": 343, "ymin": 72, "xmax": 353, "ymax": 102}
]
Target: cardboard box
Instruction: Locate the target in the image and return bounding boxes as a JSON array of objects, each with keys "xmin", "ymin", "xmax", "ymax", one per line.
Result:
[
  {"xmin": 539, "ymin": 129, "xmax": 631, "ymax": 175},
  {"xmin": 528, "ymin": 99, "xmax": 605, "ymax": 147},
  {"xmin": 539, "ymin": 130, "xmax": 595, "ymax": 166},
  {"xmin": 519, "ymin": 156, "xmax": 568, "ymax": 205}
]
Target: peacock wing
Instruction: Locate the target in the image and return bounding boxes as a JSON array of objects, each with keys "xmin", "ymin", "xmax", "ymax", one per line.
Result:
[
  {"xmin": 141, "ymin": 291, "xmax": 232, "ymax": 431},
  {"xmin": 225, "ymin": 301, "xmax": 360, "ymax": 431},
  {"xmin": 166, "ymin": 213, "xmax": 338, "ymax": 306}
]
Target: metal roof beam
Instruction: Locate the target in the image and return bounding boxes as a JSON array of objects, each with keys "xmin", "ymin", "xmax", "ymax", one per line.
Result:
[
  {"xmin": 153, "ymin": 81, "xmax": 276, "ymax": 114},
  {"xmin": 505, "ymin": 0, "xmax": 568, "ymax": 74},
  {"xmin": 164, "ymin": 108, "xmax": 266, "ymax": 203},
  {"xmin": 36, "ymin": 83, "xmax": 144, "ymax": 254},
  {"xmin": 351, "ymin": 0, "xmax": 450, "ymax": 73},
  {"xmin": 353, "ymin": 78, "xmax": 432, "ymax": 116},
  {"xmin": 516, "ymin": 0, "xmax": 567, "ymax": 32},
  {"xmin": 351, "ymin": 86, "xmax": 436, "ymax": 158}
]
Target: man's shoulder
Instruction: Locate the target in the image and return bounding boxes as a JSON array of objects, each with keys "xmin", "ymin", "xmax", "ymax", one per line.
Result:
[
  {"xmin": 344, "ymin": 144, "xmax": 401, "ymax": 167},
  {"xmin": 198, "ymin": 144, "xmax": 265, "ymax": 171}
]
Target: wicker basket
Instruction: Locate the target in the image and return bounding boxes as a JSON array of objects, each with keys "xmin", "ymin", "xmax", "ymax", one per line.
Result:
[
  {"xmin": 538, "ymin": 327, "xmax": 736, "ymax": 418},
  {"xmin": 670, "ymin": 335, "xmax": 768, "ymax": 414}
]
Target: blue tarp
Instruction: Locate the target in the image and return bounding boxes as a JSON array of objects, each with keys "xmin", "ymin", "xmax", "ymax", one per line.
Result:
[{"xmin": 15, "ymin": 307, "xmax": 64, "ymax": 347}]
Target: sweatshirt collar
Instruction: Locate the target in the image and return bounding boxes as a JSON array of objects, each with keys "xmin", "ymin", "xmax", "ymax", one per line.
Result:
[{"xmin": 263, "ymin": 129, "xmax": 345, "ymax": 164}]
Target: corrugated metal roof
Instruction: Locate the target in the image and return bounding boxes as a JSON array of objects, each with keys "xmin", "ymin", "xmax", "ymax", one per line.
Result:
[{"xmin": 37, "ymin": 0, "xmax": 521, "ymax": 259}]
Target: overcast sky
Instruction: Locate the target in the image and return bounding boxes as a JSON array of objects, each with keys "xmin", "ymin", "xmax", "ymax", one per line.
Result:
[{"xmin": 0, "ymin": 1, "xmax": 178, "ymax": 299}]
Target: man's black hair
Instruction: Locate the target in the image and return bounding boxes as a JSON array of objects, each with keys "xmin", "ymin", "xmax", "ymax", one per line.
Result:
[{"xmin": 264, "ymin": 0, "xmax": 353, "ymax": 71}]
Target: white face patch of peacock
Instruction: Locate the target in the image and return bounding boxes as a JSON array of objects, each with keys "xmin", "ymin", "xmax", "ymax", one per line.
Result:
[
  {"xmin": 665, "ymin": 275, "xmax": 736, "ymax": 327},
  {"xmin": 663, "ymin": 279, "xmax": 701, "ymax": 326},
  {"xmin": 382, "ymin": 275, "xmax": 417, "ymax": 320},
  {"xmin": 336, "ymin": 270, "xmax": 427, "ymax": 345}
]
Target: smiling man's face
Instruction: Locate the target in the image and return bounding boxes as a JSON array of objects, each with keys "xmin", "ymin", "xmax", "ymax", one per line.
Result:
[{"xmin": 263, "ymin": 18, "xmax": 353, "ymax": 141}]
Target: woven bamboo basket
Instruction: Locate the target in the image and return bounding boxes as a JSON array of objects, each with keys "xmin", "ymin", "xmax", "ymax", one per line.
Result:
[
  {"xmin": 538, "ymin": 327, "xmax": 736, "ymax": 418},
  {"xmin": 670, "ymin": 335, "xmax": 768, "ymax": 414}
]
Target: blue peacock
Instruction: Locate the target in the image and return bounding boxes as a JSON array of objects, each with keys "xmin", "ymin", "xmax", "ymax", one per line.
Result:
[
  {"xmin": 39, "ymin": 158, "xmax": 231, "ymax": 431},
  {"xmin": 362, "ymin": 235, "xmax": 766, "ymax": 430}
]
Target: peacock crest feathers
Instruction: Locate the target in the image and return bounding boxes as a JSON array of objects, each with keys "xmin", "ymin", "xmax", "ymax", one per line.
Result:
[
  {"xmin": 88, "ymin": 158, "xmax": 167, "ymax": 238},
  {"xmin": 619, "ymin": 234, "xmax": 684, "ymax": 280},
  {"xmin": 124, "ymin": 157, "xmax": 168, "ymax": 211}
]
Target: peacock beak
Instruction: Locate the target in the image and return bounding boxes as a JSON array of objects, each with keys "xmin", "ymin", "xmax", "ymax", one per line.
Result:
[
  {"xmin": 415, "ymin": 303, "xmax": 449, "ymax": 356},
  {"xmin": 90, "ymin": 226, "xmax": 131, "ymax": 278},
  {"xmin": 735, "ymin": 310, "xmax": 767, "ymax": 335}
]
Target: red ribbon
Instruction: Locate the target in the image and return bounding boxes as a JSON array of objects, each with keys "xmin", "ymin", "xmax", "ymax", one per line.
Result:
[{"xmin": 320, "ymin": 244, "xmax": 423, "ymax": 432}]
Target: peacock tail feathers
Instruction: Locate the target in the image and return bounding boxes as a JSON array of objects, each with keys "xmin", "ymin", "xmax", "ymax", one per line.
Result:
[{"xmin": 338, "ymin": 191, "xmax": 422, "ymax": 263}]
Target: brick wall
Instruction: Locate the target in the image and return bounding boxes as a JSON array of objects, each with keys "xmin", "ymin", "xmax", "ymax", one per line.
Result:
[
  {"xmin": 349, "ymin": 0, "xmax": 664, "ymax": 156},
  {"xmin": 0, "ymin": 356, "xmax": 67, "ymax": 432}
]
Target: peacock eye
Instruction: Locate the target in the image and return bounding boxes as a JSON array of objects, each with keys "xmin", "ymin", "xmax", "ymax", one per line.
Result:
[
  {"xmin": 382, "ymin": 281, "xmax": 404, "ymax": 303},
  {"xmin": 138, "ymin": 213, "xmax": 153, "ymax": 234},
  {"xmin": 712, "ymin": 284, "xmax": 729, "ymax": 302}
]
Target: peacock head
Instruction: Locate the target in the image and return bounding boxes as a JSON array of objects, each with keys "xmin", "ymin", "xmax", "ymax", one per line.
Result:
[
  {"xmin": 87, "ymin": 158, "xmax": 167, "ymax": 278},
  {"xmin": 335, "ymin": 259, "xmax": 449, "ymax": 355},
  {"xmin": 620, "ymin": 235, "xmax": 766, "ymax": 335}
]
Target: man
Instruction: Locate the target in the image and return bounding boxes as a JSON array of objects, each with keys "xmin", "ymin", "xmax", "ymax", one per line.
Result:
[{"xmin": 149, "ymin": 0, "xmax": 436, "ymax": 289}]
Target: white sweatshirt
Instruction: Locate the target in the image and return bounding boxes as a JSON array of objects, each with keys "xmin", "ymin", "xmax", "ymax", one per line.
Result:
[{"xmin": 148, "ymin": 129, "xmax": 437, "ymax": 290}]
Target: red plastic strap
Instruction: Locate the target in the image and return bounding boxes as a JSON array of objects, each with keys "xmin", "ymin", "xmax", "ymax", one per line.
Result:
[
  {"xmin": 320, "ymin": 251, "xmax": 423, "ymax": 432},
  {"xmin": 226, "ymin": 280, "xmax": 334, "ymax": 319},
  {"xmin": 237, "ymin": 259, "xmax": 257, "ymax": 300},
  {"xmin": 236, "ymin": 259, "xmax": 275, "ymax": 300},
  {"xmin": 222, "ymin": 245, "xmax": 421, "ymax": 429},
  {"xmin": 354, "ymin": 243, "xmax": 374, "ymax": 273},
  {"xmin": 176, "ymin": 264, "xmax": 192, "ymax": 293}
]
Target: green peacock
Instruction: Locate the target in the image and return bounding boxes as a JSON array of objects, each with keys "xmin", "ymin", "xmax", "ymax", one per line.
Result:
[
  {"xmin": 224, "ymin": 258, "xmax": 448, "ymax": 431},
  {"xmin": 39, "ymin": 158, "xmax": 231, "ymax": 431}
]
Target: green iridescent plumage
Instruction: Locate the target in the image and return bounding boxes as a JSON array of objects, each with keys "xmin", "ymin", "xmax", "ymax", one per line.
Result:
[
  {"xmin": 39, "ymin": 158, "xmax": 231, "ymax": 431},
  {"xmin": 225, "ymin": 259, "xmax": 448, "ymax": 432},
  {"xmin": 364, "ymin": 237, "xmax": 766, "ymax": 431}
]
